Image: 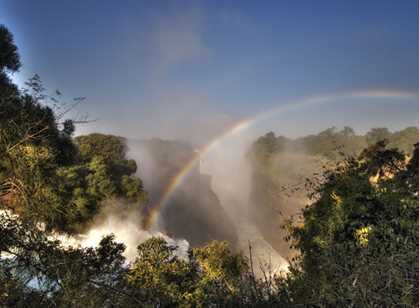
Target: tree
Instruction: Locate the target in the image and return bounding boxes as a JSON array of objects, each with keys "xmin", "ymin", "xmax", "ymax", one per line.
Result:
[
  {"xmin": 282, "ymin": 141, "xmax": 418, "ymax": 306},
  {"xmin": 0, "ymin": 24, "xmax": 20, "ymax": 98},
  {"xmin": 0, "ymin": 25, "xmax": 20, "ymax": 72},
  {"xmin": 128, "ymin": 238, "xmax": 197, "ymax": 306},
  {"xmin": 127, "ymin": 238, "xmax": 268, "ymax": 307},
  {"xmin": 365, "ymin": 127, "xmax": 391, "ymax": 145}
]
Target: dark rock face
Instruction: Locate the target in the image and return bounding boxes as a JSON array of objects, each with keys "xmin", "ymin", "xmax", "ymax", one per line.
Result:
[
  {"xmin": 162, "ymin": 173, "xmax": 238, "ymax": 248},
  {"xmin": 128, "ymin": 138, "xmax": 238, "ymax": 248}
]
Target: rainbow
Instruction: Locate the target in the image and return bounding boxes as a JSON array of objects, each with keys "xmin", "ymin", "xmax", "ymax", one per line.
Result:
[{"xmin": 142, "ymin": 88, "xmax": 419, "ymax": 229}]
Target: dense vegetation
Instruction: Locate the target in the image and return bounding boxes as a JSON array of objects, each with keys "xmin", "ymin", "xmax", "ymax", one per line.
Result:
[
  {"xmin": 283, "ymin": 140, "xmax": 419, "ymax": 306},
  {"xmin": 1, "ymin": 25, "xmax": 418, "ymax": 307},
  {"xmin": 248, "ymin": 128, "xmax": 419, "ymax": 260},
  {"xmin": 251, "ymin": 126, "xmax": 419, "ymax": 162}
]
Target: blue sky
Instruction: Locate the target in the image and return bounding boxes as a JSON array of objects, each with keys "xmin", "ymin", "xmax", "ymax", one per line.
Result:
[{"xmin": 1, "ymin": 1, "xmax": 419, "ymax": 142}]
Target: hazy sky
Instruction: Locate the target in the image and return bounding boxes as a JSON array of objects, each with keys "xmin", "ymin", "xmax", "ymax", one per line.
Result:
[{"xmin": 2, "ymin": 1, "xmax": 419, "ymax": 142}]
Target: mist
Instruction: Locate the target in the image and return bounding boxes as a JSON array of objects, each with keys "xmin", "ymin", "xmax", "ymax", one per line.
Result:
[
  {"xmin": 57, "ymin": 201, "xmax": 189, "ymax": 262},
  {"xmin": 61, "ymin": 94, "xmax": 419, "ymax": 275}
]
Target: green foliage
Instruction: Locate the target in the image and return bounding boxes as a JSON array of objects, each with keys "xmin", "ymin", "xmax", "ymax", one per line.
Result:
[
  {"xmin": 127, "ymin": 238, "xmax": 271, "ymax": 307},
  {"xmin": 75, "ymin": 134, "xmax": 144, "ymax": 201},
  {"xmin": 251, "ymin": 127, "xmax": 419, "ymax": 164},
  {"xmin": 190, "ymin": 241, "xmax": 252, "ymax": 306},
  {"xmin": 282, "ymin": 142, "xmax": 419, "ymax": 306},
  {"xmin": 0, "ymin": 24, "xmax": 20, "ymax": 98},
  {"xmin": 75, "ymin": 133, "xmax": 127, "ymax": 163},
  {"xmin": 128, "ymin": 238, "xmax": 197, "ymax": 306},
  {"xmin": 0, "ymin": 25, "xmax": 20, "ymax": 72}
]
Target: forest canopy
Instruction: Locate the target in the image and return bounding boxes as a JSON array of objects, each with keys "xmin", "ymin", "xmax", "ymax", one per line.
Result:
[{"xmin": 250, "ymin": 126, "xmax": 419, "ymax": 163}]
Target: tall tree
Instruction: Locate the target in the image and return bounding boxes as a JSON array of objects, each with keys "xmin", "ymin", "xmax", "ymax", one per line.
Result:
[{"xmin": 0, "ymin": 24, "xmax": 20, "ymax": 97}]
